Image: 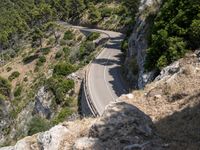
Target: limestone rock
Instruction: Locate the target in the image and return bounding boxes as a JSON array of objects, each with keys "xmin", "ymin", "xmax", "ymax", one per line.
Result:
[
  {"xmin": 125, "ymin": 0, "xmax": 163, "ymax": 88},
  {"xmin": 155, "ymin": 61, "xmax": 180, "ymax": 81},
  {"xmin": 88, "ymin": 102, "xmax": 163, "ymax": 150},
  {"xmin": 33, "ymin": 86, "xmax": 55, "ymax": 119},
  {"xmin": 37, "ymin": 125, "xmax": 70, "ymax": 150},
  {"xmin": 0, "ymin": 102, "xmax": 163, "ymax": 150},
  {"xmin": 73, "ymin": 137, "xmax": 102, "ymax": 150}
]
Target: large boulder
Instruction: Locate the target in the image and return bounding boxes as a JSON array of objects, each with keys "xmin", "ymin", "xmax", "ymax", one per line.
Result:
[
  {"xmin": 75, "ymin": 102, "xmax": 163, "ymax": 150},
  {"xmin": 0, "ymin": 102, "xmax": 163, "ymax": 150}
]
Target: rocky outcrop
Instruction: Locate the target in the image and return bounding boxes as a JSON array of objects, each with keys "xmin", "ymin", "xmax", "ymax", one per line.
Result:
[
  {"xmin": 0, "ymin": 102, "xmax": 163, "ymax": 150},
  {"xmin": 85, "ymin": 102, "xmax": 163, "ymax": 150},
  {"xmin": 33, "ymin": 86, "xmax": 55, "ymax": 119},
  {"xmin": 155, "ymin": 61, "xmax": 181, "ymax": 81},
  {"xmin": 122, "ymin": 52, "xmax": 200, "ymax": 149},
  {"xmin": 0, "ymin": 99, "xmax": 11, "ymax": 145},
  {"xmin": 126, "ymin": 0, "xmax": 162, "ymax": 88}
]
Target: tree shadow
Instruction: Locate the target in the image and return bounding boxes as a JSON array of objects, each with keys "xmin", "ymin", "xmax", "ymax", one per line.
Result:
[
  {"xmin": 93, "ymin": 58, "xmax": 119, "ymax": 66},
  {"xmin": 155, "ymin": 101, "xmax": 200, "ymax": 149}
]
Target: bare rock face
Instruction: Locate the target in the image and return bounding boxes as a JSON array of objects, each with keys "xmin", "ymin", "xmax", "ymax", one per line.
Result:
[
  {"xmin": 87, "ymin": 102, "xmax": 163, "ymax": 150},
  {"xmin": 73, "ymin": 137, "xmax": 102, "ymax": 150},
  {"xmin": 33, "ymin": 86, "xmax": 55, "ymax": 119},
  {"xmin": 37, "ymin": 125, "xmax": 70, "ymax": 150},
  {"xmin": 0, "ymin": 102, "xmax": 163, "ymax": 150},
  {"xmin": 126, "ymin": 0, "xmax": 163, "ymax": 88},
  {"xmin": 155, "ymin": 61, "xmax": 181, "ymax": 81}
]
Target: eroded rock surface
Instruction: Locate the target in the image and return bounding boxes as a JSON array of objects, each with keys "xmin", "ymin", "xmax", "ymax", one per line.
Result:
[
  {"xmin": 126, "ymin": 0, "xmax": 162, "ymax": 88},
  {"xmin": 0, "ymin": 102, "xmax": 163, "ymax": 150}
]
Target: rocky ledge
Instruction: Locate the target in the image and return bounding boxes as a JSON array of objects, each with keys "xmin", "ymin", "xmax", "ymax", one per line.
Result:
[{"xmin": 0, "ymin": 102, "xmax": 164, "ymax": 150}]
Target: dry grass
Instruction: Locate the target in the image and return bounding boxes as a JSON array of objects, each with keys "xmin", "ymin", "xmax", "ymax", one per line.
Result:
[
  {"xmin": 121, "ymin": 52, "xmax": 200, "ymax": 149},
  {"xmin": 0, "ymin": 27, "xmax": 84, "ymax": 89}
]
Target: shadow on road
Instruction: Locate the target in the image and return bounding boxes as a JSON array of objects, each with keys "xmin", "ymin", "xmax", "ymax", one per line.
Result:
[{"xmin": 92, "ymin": 38, "xmax": 130, "ymax": 97}]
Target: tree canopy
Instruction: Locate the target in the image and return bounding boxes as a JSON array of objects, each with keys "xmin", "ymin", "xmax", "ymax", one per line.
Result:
[
  {"xmin": 145, "ymin": 0, "xmax": 200, "ymax": 70},
  {"xmin": 0, "ymin": 0, "xmax": 139, "ymax": 49}
]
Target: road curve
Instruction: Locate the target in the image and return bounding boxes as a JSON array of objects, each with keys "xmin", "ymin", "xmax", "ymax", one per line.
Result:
[{"xmin": 59, "ymin": 22, "xmax": 129, "ymax": 115}]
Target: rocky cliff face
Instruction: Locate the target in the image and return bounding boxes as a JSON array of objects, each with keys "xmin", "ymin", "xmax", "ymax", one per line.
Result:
[
  {"xmin": 0, "ymin": 102, "xmax": 164, "ymax": 150},
  {"xmin": 125, "ymin": 0, "xmax": 162, "ymax": 88},
  {"xmin": 0, "ymin": 86, "xmax": 56, "ymax": 146}
]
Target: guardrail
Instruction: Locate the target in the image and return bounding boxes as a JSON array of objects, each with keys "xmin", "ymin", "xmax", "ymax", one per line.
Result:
[
  {"xmin": 83, "ymin": 66, "xmax": 99, "ymax": 116},
  {"xmin": 83, "ymin": 31, "xmax": 111, "ymax": 117},
  {"xmin": 59, "ymin": 22, "xmax": 112, "ymax": 117}
]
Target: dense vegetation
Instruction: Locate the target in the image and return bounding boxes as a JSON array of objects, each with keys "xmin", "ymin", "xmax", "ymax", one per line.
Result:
[
  {"xmin": 0, "ymin": 0, "xmax": 139, "ymax": 50},
  {"xmin": 145, "ymin": 0, "xmax": 200, "ymax": 70}
]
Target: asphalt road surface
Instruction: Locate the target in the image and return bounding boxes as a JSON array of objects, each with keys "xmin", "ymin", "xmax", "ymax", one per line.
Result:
[{"xmin": 60, "ymin": 22, "xmax": 129, "ymax": 115}]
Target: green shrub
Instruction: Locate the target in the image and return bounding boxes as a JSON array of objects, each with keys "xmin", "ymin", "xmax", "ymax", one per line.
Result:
[
  {"xmin": 28, "ymin": 116, "xmax": 50, "ymax": 136},
  {"xmin": 36, "ymin": 56, "xmax": 46, "ymax": 66},
  {"xmin": 52, "ymin": 108, "xmax": 73, "ymax": 125},
  {"xmin": 60, "ymin": 39, "xmax": 67, "ymax": 46},
  {"xmin": 39, "ymin": 55, "xmax": 46, "ymax": 63},
  {"xmin": 8, "ymin": 71, "xmax": 20, "ymax": 81},
  {"xmin": 88, "ymin": 4, "xmax": 102, "ymax": 24},
  {"xmin": 34, "ymin": 66, "xmax": 39, "ymax": 72},
  {"xmin": 0, "ymin": 76, "xmax": 11, "ymax": 97},
  {"xmin": 23, "ymin": 77, "xmax": 28, "ymax": 82},
  {"xmin": 47, "ymin": 76, "xmax": 75, "ymax": 104},
  {"xmin": 55, "ymin": 50, "xmax": 63, "ymax": 59},
  {"xmin": 100, "ymin": 7, "xmax": 113, "ymax": 17},
  {"xmin": 40, "ymin": 47, "xmax": 51, "ymax": 55},
  {"xmin": 79, "ymin": 41, "xmax": 95, "ymax": 60},
  {"xmin": 47, "ymin": 38, "xmax": 55, "ymax": 45},
  {"xmin": 14, "ymin": 86, "xmax": 23, "ymax": 97},
  {"xmin": 6, "ymin": 67, "xmax": 12, "ymax": 72},
  {"xmin": 63, "ymin": 47, "xmax": 70, "ymax": 55},
  {"xmin": 189, "ymin": 19, "xmax": 200, "ymax": 48},
  {"xmin": 23, "ymin": 54, "xmax": 39, "ymax": 64},
  {"xmin": 121, "ymin": 39, "xmax": 128, "ymax": 53},
  {"xmin": 145, "ymin": 0, "xmax": 200, "ymax": 70},
  {"xmin": 87, "ymin": 32, "xmax": 100, "ymax": 41},
  {"xmin": 63, "ymin": 30, "xmax": 74, "ymax": 40},
  {"xmin": 62, "ymin": 96, "xmax": 76, "ymax": 107},
  {"xmin": 0, "ymin": 94, "xmax": 6, "ymax": 102},
  {"xmin": 53, "ymin": 62, "xmax": 76, "ymax": 76}
]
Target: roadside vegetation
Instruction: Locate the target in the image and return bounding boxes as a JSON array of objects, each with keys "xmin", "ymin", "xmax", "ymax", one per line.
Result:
[
  {"xmin": 145, "ymin": 0, "xmax": 200, "ymax": 70},
  {"xmin": 0, "ymin": 0, "xmax": 140, "ymax": 53},
  {"xmin": 0, "ymin": 23, "xmax": 106, "ymax": 145},
  {"xmin": 0, "ymin": 76, "xmax": 11, "ymax": 99}
]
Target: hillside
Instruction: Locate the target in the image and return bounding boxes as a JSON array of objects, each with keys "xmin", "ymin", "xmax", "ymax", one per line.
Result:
[
  {"xmin": 122, "ymin": 51, "xmax": 200, "ymax": 149},
  {"xmin": 0, "ymin": 0, "xmax": 200, "ymax": 149},
  {"xmin": 0, "ymin": 0, "xmax": 139, "ymax": 51},
  {"xmin": 1, "ymin": 51, "xmax": 200, "ymax": 149},
  {"xmin": 0, "ymin": 24, "xmax": 107, "ymax": 146}
]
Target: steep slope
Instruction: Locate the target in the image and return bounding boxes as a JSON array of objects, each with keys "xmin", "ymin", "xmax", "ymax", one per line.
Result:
[
  {"xmin": 121, "ymin": 51, "xmax": 200, "ymax": 149},
  {"xmin": 0, "ymin": 25, "xmax": 106, "ymax": 146},
  {"xmin": 125, "ymin": 0, "xmax": 163, "ymax": 88},
  {"xmin": 0, "ymin": 102, "xmax": 163, "ymax": 150}
]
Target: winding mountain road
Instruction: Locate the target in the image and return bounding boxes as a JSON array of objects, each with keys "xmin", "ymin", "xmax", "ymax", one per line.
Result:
[{"xmin": 60, "ymin": 22, "xmax": 129, "ymax": 115}]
